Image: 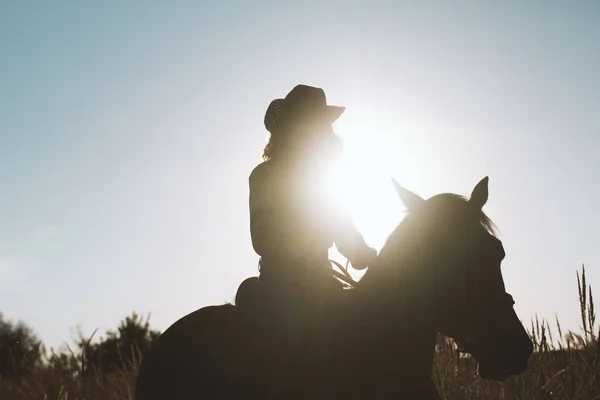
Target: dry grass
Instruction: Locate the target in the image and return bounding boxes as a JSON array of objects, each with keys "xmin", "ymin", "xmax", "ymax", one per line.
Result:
[{"xmin": 1, "ymin": 264, "xmax": 597, "ymax": 400}]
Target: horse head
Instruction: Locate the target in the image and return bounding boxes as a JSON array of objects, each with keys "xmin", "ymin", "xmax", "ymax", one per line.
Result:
[{"xmin": 370, "ymin": 176, "xmax": 533, "ymax": 381}]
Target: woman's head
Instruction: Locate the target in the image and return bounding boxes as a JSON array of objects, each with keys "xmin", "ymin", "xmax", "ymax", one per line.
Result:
[
  {"xmin": 262, "ymin": 119, "xmax": 342, "ymax": 163},
  {"xmin": 262, "ymin": 85, "xmax": 345, "ymax": 164}
]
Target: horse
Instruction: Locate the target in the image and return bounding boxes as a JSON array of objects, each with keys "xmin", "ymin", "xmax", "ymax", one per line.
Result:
[{"xmin": 134, "ymin": 177, "xmax": 533, "ymax": 399}]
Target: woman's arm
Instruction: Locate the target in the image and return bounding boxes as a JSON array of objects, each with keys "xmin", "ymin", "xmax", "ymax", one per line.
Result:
[{"xmin": 331, "ymin": 208, "xmax": 377, "ymax": 269}]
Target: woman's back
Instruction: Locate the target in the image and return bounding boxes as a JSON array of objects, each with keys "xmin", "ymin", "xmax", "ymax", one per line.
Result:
[{"xmin": 249, "ymin": 160, "xmax": 334, "ymax": 269}]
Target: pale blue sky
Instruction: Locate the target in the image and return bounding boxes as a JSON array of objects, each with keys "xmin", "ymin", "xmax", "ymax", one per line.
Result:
[{"xmin": 0, "ymin": 1, "xmax": 598, "ymax": 349}]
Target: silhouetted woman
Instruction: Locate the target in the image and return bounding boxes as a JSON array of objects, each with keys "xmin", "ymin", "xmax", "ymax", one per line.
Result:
[{"xmin": 249, "ymin": 85, "xmax": 377, "ymax": 313}]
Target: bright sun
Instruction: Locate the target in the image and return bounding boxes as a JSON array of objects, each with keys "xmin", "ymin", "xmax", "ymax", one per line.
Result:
[
  {"xmin": 326, "ymin": 119, "xmax": 405, "ymax": 272},
  {"xmin": 320, "ymin": 85, "xmax": 453, "ymax": 276}
]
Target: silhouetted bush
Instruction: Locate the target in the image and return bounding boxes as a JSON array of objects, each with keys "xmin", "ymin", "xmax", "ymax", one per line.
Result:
[
  {"xmin": 79, "ymin": 312, "xmax": 161, "ymax": 377},
  {"xmin": 0, "ymin": 314, "xmax": 43, "ymax": 380}
]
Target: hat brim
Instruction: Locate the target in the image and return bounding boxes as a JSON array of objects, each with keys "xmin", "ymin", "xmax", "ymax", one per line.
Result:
[{"xmin": 327, "ymin": 105, "xmax": 346, "ymax": 123}]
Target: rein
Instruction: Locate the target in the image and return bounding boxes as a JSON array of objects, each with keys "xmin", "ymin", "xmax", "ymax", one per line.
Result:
[
  {"xmin": 329, "ymin": 259, "xmax": 359, "ymax": 287},
  {"xmin": 257, "ymin": 256, "xmax": 359, "ymax": 287}
]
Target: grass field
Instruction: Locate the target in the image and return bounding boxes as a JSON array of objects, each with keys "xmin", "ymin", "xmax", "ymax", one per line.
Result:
[{"xmin": 1, "ymin": 265, "xmax": 597, "ymax": 400}]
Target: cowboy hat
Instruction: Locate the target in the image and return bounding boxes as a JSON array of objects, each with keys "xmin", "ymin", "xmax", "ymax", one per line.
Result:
[{"xmin": 264, "ymin": 84, "xmax": 345, "ymax": 133}]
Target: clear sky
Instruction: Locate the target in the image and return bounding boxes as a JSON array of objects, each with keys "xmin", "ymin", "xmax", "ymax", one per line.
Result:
[{"xmin": 0, "ymin": 1, "xmax": 598, "ymax": 350}]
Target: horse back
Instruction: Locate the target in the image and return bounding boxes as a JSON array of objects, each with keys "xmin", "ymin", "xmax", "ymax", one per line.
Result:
[{"xmin": 134, "ymin": 304, "xmax": 237, "ymax": 400}]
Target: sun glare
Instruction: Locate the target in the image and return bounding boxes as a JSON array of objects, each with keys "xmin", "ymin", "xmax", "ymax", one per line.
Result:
[{"xmin": 326, "ymin": 116, "xmax": 405, "ymax": 268}]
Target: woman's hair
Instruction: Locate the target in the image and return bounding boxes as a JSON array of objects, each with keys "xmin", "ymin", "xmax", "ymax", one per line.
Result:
[
  {"xmin": 262, "ymin": 124, "xmax": 343, "ymax": 163},
  {"xmin": 262, "ymin": 129, "xmax": 284, "ymax": 162}
]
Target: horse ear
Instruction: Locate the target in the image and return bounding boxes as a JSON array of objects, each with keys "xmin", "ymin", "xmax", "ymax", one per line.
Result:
[
  {"xmin": 391, "ymin": 178, "xmax": 425, "ymax": 212},
  {"xmin": 469, "ymin": 176, "xmax": 489, "ymax": 210}
]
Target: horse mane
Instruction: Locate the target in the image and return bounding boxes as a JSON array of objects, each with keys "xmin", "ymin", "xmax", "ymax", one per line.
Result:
[
  {"xmin": 398, "ymin": 193, "xmax": 498, "ymax": 237},
  {"xmin": 433, "ymin": 193, "xmax": 498, "ymax": 236},
  {"xmin": 360, "ymin": 193, "xmax": 498, "ymax": 288}
]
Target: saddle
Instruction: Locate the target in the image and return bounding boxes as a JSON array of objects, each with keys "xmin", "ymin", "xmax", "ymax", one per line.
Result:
[{"xmin": 234, "ymin": 276, "xmax": 262, "ymax": 313}]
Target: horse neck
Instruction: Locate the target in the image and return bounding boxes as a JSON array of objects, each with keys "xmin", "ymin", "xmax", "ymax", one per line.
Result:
[
  {"xmin": 352, "ymin": 220, "xmax": 440, "ymax": 395},
  {"xmin": 362, "ymin": 215, "xmax": 436, "ymax": 310},
  {"xmin": 358, "ymin": 215, "xmax": 441, "ymax": 357}
]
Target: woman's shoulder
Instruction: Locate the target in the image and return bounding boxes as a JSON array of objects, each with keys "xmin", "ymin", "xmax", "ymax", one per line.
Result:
[
  {"xmin": 249, "ymin": 161, "xmax": 275, "ymax": 185},
  {"xmin": 249, "ymin": 160, "xmax": 295, "ymax": 191}
]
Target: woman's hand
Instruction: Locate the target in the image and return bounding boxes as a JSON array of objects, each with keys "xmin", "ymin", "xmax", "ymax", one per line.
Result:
[{"xmin": 351, "ymin": 246, "xmax": 378, "ymax": 270}]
